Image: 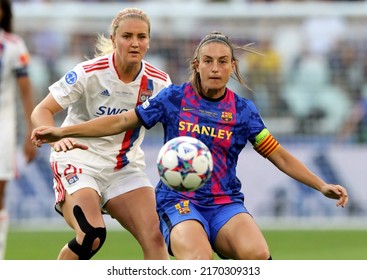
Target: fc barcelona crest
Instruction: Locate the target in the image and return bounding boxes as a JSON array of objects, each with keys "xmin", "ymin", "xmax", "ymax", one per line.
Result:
[
  {"xmin": 175, "ymin": 200, "xmax": 191, "ymax": 215},
  {"xmin": 221, "ymin": 111, "xmax": 233, "ymax": 122}
]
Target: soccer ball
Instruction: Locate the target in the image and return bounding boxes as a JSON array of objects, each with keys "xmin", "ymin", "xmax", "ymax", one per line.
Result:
[{"xmin": 157, "ymin": 136, "xmax": 213, "ymax": 192}]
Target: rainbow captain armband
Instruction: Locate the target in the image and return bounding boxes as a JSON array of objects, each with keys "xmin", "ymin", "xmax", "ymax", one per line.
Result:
[{"xmin": 253, "ymin": 129, "xmax": 280, "ymax": 158}]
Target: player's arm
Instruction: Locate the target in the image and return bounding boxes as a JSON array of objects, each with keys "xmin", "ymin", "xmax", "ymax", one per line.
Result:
[
  {"xmin": 31, "ymin": 109, "xmax": 140, "ymax": 145},
  {"xmin": 31, "ymin": 93, "xmax": 63, "ymax": 128},
  {"xmin": 18, "ymin": 75, "xmax": 37, "ymax": 163},
  {"xmin": 60, "ymin": 109, "xmax": 139, "ymax": 137},
  {"xmin": 268, "ymin": 146, "xmax": 348, "ymax": 208}
]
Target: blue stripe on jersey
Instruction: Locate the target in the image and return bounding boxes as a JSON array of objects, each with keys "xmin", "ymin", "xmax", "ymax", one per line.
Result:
[
  {"xmin": 114, "ymin": 127, "xmax": 141, "ymax": 170},
  {"xmin": 148, "ymin": 78, "xmax": 154, "ymax": 90}
]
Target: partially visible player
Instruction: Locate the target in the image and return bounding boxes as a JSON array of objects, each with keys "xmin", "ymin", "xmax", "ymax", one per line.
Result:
[
  {"xmin": 31, "ymin": 31, "xmax": 348, "ymax": 260},
  {"xmin": 0, "ymin": 0, "xmax": 37, "ymax": 259},
  {"xmin": 31, "ymin": 8, "xmax": 171, "ymax": 260},
  {"xmin": 338, "ymin": 92, "xmax": 367, "ymax": 143}
]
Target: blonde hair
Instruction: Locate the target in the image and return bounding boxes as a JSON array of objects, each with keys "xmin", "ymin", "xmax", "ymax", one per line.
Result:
[
  {"xmin": 188, "ymin": 31, "xmax": 261, "ymax": 94},
  {"xmin": 94, "ymin": 8, "xmax": 151, "ymax": 57}
]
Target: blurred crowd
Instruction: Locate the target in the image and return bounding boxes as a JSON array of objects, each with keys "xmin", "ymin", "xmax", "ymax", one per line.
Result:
[{"xmin": 12, "ymin": 2, "xmax": 367, "ymax": 144}]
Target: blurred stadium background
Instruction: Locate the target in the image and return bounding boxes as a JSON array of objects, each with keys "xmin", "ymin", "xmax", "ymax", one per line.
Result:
[{"xmin": 7, "ymin": 0, "xmax": 367, "ymax": 232}]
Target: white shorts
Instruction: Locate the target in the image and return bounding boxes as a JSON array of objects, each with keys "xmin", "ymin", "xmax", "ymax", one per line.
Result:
[{"xmin": 50, "ymin": 160, "xmax": 153, "ymax": 213}]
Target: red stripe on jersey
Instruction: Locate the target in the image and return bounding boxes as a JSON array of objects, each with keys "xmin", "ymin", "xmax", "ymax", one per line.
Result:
[
  {"xmin": 211, "ymin": 89, "xmax": 235, "ymax": 204},
  {"xmin": 3, "ymin": 32, "xmax": 19, "ymax": 43},
  {"xmin": 145, "ymin": 62, "xmax": 168, "ymax": 82},
  {"xmin": 83, "ymin": 58, "xmax": 109, "ymax": 73},
  {"xmin": 84, "ymin": 65, "xmax": 109, "ymax": 73},
  {"xmin": 114, "ymin": 75, "xmax": 148, "ymax": 170},
  {"xmin": 115, "ymin": 130, "xmax": 134, "ymax": 170}
]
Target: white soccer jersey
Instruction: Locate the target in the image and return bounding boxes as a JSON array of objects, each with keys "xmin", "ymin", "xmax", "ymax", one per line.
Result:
[
  {"xmin": 49, "ymin": 54, "xmax": 171, "ymax": 173},
  {"xmin": 0, "ymin": 30, "xmax": 30, "ymax": 179}
]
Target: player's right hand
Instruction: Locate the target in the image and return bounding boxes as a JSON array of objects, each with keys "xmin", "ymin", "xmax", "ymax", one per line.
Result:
[{"xmin": 51, "ymin": 138, "xmax": 89, "ymax": 152}]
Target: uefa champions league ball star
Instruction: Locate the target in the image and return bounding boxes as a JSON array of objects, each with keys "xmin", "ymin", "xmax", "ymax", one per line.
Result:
[{"xmin": 157, "ymin": 136, "xmax": 213, "ymax": 192}]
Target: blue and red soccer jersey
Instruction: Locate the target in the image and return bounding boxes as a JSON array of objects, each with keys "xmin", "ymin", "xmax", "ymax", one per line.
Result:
[{"xmin": 136, "ymin": 82, "xmax": 279, "ymax": 208}]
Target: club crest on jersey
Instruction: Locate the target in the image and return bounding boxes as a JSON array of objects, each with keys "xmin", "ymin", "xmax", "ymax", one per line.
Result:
[
  {"xmin": 65, "ymin": 71, "xmax": 78, "ymax": 85},
  {"xmin": 138, "ymin": 90, "xmax": 152, "ymax": 104},
  {"xmin": 175, "ymin": 200, "xmax": 191, "ymax": 215},
  {"xmin": 221, "ymin": 111, "xmax": 233, "ymax": 122},
  {"xmin": 65, "ymin": 173, "xmax": 79, "ymax": 185}
]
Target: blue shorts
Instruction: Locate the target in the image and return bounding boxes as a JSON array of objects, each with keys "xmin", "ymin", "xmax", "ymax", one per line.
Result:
[{"xmin": 158, "ymin": 200, "xmax": 249, "ymax": 256}]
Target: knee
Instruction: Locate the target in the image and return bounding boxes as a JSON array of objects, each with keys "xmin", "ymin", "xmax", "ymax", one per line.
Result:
[
  {"xmin": 69, "ymin": 226, "xmax": 107, "ymax": 260},
  {"xmin": 137, "ymin": 218, "xmax": 164, "ymax": 244},
  {"xmin": 68, "ymin": 204, "xmax": 107, "ymax": 259},
  {"xmin": 138, "ymin": 225, "xmax": 166, "ymax": 250},
  {"xmin": 238, "ymin": 247, "xmax": 270, "ymax": 260},
  {"xmin": 176, "ymin": 249, "xmax": 214, "ymax": 260},
  {"xmin": 188, "ymin": 249, "xmax": 214, "ymax": 260},
  {"xmin": 251, "ymin": 248, "xmax": 271, "ymax": 260}
]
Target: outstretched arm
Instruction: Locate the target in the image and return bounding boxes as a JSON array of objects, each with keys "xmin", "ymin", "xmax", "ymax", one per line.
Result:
[
  {"xmin": 268, "ymin": 145, "xmax": 348, "ymax": 208},
  {"xmin": 31, "ymin": 109, "xmax": 141, "ymax": 146}
]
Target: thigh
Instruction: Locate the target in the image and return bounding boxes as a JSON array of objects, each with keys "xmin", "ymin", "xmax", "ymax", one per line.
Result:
[
  {"xmin": 61, "ymin": 188, "xmax": 105, "ymax": 236},
  {"xmin": 105, "ymin": 186, "xmax": 158, "ymax": 236},
  {"xmin": 51, "ymin": 161, "xmax": 102, "ymax": 214},
  {"xmin": 171, "ymin": 220, "xmax": 213, "ymax": 260},
  {"xmin": 159, "ymin": 200, "xmax": 213, "ymax": 259},
  {"xmin": 215, "ymin": 213, "xmax": 270, "ymax": 260}
]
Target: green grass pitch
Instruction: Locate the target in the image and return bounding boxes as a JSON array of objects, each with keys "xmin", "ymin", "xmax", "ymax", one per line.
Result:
[{"xmin": 5, "ymin": 228, "xmax": 367, "ymax": 260}]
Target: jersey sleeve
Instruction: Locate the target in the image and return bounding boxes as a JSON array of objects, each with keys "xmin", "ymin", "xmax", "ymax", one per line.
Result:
[
  {"xmin": 135, "ymin": 86, "xmax": 170, "ymax": 129},
  {"xmin": 241, "ymin": 99, "xmax": 280, "ymax": 158},
  {"xmin": 48, "ymin": 64, "xmax": 86, "ymax": 109},
  {"xmin": 13, "ymin": 36, "xmax": 30, "ymax": 77},
  {"xmin": 252, "ymin": 128, "xmax": 280, "ymax": 158}
]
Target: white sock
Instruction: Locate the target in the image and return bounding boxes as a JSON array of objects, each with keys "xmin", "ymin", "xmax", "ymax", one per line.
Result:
[{"xmin": 0, "ymin": 209, "xmax": 9, "ymax": 260}]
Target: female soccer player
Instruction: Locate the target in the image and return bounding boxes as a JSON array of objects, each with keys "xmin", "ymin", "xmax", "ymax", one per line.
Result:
[
  {"xmin": 31, "ymin": 31, "xmax": 348, "ymax": 260},
  {"xmin": 0, "ymin": 0, "xmax": 37, "ymax": 259},
  {"xmin": 31, "ymin": 8, "xmax": 171, "ymax": 260}
]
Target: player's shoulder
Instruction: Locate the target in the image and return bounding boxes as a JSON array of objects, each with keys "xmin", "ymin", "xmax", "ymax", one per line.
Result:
[
  {"xmin": 1, "ymin": 31, "xmax": 24, "ymax": 45},
  {"xmin": 227, "ymin": 88, "xmax": 259, "ymax": 112},
  {"xmin": 143, "ymin": 60, "xmax": 171, "ymax": 84},
  {"xmin": 229, "ymin": 88, "xmax": 253, "ymax": 104},
  {"xmin": 78, "ymin": 54, "xmax": 110, "ymax": 74},
  {"xmin": 162, "ymin": 82, "xmax": 187, "ymax": 95}
]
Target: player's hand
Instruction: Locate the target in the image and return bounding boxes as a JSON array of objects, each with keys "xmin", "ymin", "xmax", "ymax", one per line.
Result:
[
  {"xmin": 31, "ymin": 126, "xmax": 64, "ymax": 146},
  {"xmin": 51, "ymin": 138, "xmax": 89, "ymax": 152},
  {"xmin": 24, "ymin": 138, "xmax": 38, "ymax": 162},
  {"xmin": 24, "ymin": 129, "xmax": 38, "ymax": 162},
  {"xmin": 319, "ymin": 184, "xmax": 348, "ymax": 208}
]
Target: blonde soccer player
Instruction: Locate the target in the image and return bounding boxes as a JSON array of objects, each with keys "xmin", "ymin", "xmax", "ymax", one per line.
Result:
[{"xmin": 31, "ymin": 8, "xmax": 171, "ymax": 260}]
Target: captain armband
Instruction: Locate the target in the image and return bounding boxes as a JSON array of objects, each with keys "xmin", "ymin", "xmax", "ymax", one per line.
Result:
[{"xmin": 253, "ymin": 128, "xmax": 280, "ymax": 158}]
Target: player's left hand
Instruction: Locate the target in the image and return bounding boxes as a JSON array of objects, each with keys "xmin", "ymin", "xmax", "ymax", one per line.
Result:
[
  {"xmin": 319, "ymin": 184, "xmax": 348, "ymax": 208},
  {"xmin": 31, "ymin": 125, "xmax": 63, "ymax": 146}
]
